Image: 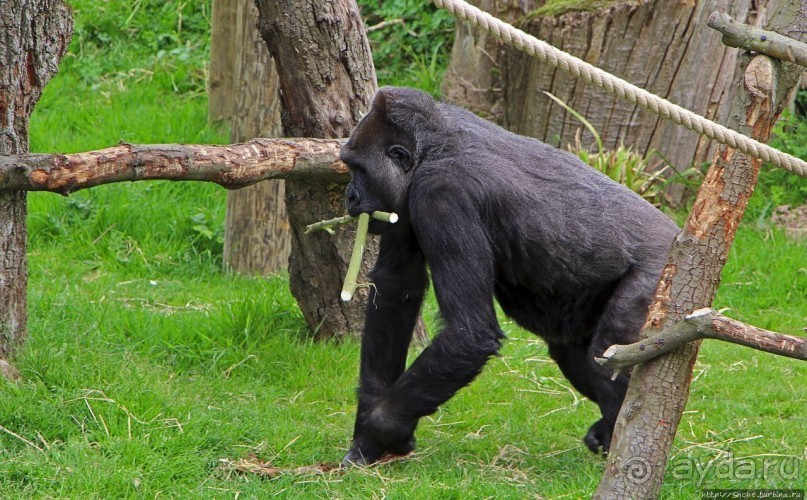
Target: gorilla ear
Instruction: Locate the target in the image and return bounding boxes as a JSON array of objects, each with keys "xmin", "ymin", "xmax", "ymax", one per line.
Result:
[{"xmin": 387, "ymin": 145, "xmax": 413, "ymax": 172}]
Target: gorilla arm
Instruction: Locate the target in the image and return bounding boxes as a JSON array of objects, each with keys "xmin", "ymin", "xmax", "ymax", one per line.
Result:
[
  {"xmin": 362, "ymin": 191, "xmax": 505, "ymax": 454},
  {"xmin": 343, "ymin": 229, "xmax": 429, "ymax": 466}
]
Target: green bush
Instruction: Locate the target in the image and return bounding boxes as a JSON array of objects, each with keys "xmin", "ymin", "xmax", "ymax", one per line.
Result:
[{"xmin": 357, "ymin": 0, "xmax": 455, "ymax": 94}]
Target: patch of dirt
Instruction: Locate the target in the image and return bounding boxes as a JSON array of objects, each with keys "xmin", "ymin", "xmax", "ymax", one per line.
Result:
[{"xmin": 770, "ymin": 205, "xmax": 807, "ymax": 239}]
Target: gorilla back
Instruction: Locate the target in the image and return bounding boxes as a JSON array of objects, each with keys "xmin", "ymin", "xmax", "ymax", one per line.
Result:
[{"xmin": 340, "ymin": 87, "xmax": 679, "ymax": 466}]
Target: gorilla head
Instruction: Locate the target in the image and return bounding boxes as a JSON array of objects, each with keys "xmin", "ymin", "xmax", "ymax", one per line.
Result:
[{"xmin": 341, "ymin": 89, "xmax": 443, "ymax": 233}]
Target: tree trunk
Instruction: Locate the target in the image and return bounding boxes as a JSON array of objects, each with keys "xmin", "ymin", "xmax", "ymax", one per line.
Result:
[
  {"xmin": 0, "ymin": 0, "xmax": 72, "ymax": 366},
  {"xmin": 221, "ymin": 1, "xmax": 290, "ymax": 275},
  {"xmin": 503, "ymin": 0, "xmax": 778, "ymax": 188},
  {"xmin": 595, "ymin": 4, "xmax": 806, "ymax": 496},
  {"xmin": 253, "ymin": 0, "xmax": 378, "ymax": 340},
  {"xmin": 441, "ymin": 0, "xmax": 539, "ymax": 122}
]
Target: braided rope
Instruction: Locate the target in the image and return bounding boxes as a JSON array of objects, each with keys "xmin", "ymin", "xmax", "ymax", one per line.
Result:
[{"xmin": 433, "ymin": 0, "xmax": 807, "ymax": 177}]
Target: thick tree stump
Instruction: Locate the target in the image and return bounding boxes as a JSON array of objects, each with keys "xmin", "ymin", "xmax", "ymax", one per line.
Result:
[
  {"xmin": 0, "ymin": 0, "xmax": 72, "ymax": 363},
  {"xmin": 254, "ymin": 0, "xmax": 378, "ymax": 340},
  {"xmin": 255, "ymin": 0, "xmax": 429, "ymax": 343},
  {"xmin": 503, "ymin": 0, "xmax": 778, "ymax": 182}
]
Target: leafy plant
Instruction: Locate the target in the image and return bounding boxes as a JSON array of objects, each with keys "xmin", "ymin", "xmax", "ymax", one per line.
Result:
[
  {"xmin": 188, "ymin": 212, "xmax": 224, "ymax": 259},
  {"xmin": 543, "ymin": 92, "xmax": 687, "ymax": 206},
  {"xmin": 357, "ymin": 0, "xmax": 455, "ymax": 93}
]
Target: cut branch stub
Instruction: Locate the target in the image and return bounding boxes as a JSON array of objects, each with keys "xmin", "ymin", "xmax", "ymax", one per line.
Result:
[{"xmin": 708, "ymin": 11, "xmax": 807, "ymax": 68}]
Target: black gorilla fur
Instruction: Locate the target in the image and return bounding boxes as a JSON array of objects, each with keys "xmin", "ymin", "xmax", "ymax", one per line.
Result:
[{"xmin": 340, "ymin": 87, "xmax": 679, "ymax": 465}]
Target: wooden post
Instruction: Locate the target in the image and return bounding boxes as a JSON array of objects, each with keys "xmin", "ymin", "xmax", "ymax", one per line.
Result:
[
  {"xmin": 595, "ymin": 4, "xmax": 807, "ymax": 496},
  {"xmin": 221, "ymin": 1, "xmax": 291, "ymax": 275},
  {"xmin": 208, "ymin": 0, "xmax": 237, "ymax": 127}
]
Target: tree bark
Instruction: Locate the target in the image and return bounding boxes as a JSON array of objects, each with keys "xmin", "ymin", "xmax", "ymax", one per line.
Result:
[
  {"xmin": 503, "ymin": 0, "xmax": 778, "ymax": 195},
  {"xmin": 255, "ymin": 0, "xmax": 429, "ymax": 343},
  {"xmin": 441, "ymin": 0, "xmax": 539, "ymax": 122},
  {"xmin": 595, "ymin": 4, "xmax": 807, "ymax": 495},
  {"xmin": 208, "ymin": 0, "xmax": 237, "ymax": 127},
  {"xmin": 0, "ymin": 139, "xmax": 348, "ymax": 193},
  {"xmin": 219, "ymin": 0, "xmax": 290, "ymax": 275},
  {"xmin": 0, "ymin": 0, "xmax": 72, "ymax": 364}
]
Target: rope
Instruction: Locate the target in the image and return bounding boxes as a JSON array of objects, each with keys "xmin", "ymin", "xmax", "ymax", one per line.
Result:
[{"xmin": 432, "ymin": 0, "xmax": 807, "ymax": 177}]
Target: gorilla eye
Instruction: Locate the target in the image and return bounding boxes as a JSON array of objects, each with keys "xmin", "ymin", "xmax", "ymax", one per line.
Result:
[{"xmin": 387, "ymin": 145, "xmax": 413, "ymax": 172}]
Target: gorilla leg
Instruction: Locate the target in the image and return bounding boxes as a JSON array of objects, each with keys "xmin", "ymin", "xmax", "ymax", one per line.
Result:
[
  {"xmin": 572, "ymin": 266, "xmax": 659, "ymax": 454},
  {"xmin": 547, "ymin": 341, "xmax": 600, "ymax": 402},
  {"xmin": 361, "ymin": 224, "xmax": 504, "ymax": 456},
  {"xmin": 547, "ymin": 341, "xmax": 628, "ymax": 454},
  {"xmin": 365, "ymin": 316, "xmax": 504, "ymax": 453},
  {"xmin": 343, "ymin": 233, "xmax": 428, "ymax": 466}
]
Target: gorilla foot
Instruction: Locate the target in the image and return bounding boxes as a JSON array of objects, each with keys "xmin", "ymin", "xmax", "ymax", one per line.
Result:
[
  {"xmin": 583, "ymin": 418, "xmax": 613, "ymax": 456},
  {"xmin": 341, "ymin": 443, "xmax": 380, "ymax": 467},
  {"xmin": 341, "ymin": 437, "xmax": 416, "ymax": 468}
]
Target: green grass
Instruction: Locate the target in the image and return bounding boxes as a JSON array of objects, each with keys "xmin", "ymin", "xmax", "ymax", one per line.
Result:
[
  {"xmin": 30, "ymin": 0, "xmax": 222, "ymax": 153},
  {"xmin": 2, "ymin": 0, "xmax": 805, "ymax": 497}
]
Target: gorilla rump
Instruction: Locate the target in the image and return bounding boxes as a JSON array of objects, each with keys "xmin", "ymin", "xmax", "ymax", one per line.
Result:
[{"xmin": 340, "ymin": 87, "xmax": 678, "ymax": 465}]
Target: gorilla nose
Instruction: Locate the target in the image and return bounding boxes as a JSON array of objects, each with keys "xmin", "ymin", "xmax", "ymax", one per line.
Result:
[{"xmin": 345, "ymin": 186, "xmax": 361, "ymax": 215}]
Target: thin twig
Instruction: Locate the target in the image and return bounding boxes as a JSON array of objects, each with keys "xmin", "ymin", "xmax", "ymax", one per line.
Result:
[
  {"xmin": 304, "ymin": 211, "xmax": 398, "ymax": 235},
  {"xmin": 366, "ymin": 18, "xmax": 404, "ymax": 32},
  {"xmin": 0, "ymin": 423, "xmax": 45, "ymax": 454}
]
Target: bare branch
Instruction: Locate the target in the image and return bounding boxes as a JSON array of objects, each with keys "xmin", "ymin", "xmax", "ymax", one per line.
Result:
[
  {"xmin": 596, "ymin": 308, "xmax": 807, "ymax": 371},
  {"xmin": 708, "ymin": 11, "xmax": 807, "ymax": 68},
  {"xmin": 0, "ymin": 138, "xmax": 347, "ymax": 195},
  {"xmin": 304, "ymin": 211, "xmax": 398, "ymax": 235}
]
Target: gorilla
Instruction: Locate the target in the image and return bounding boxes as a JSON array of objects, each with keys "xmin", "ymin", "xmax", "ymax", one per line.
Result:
[{"xmin": 339, "ymin": 87, "xmax": 678, "ymax": 466}]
